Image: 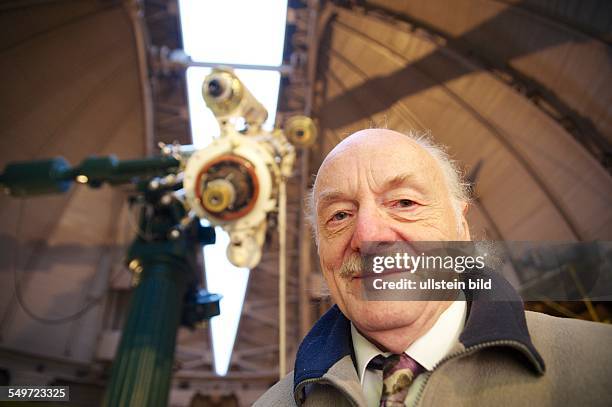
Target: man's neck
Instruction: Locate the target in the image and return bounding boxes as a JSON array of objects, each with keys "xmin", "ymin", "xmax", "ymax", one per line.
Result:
[{"xmin": 355, "ymin": 301, "xmax": 452, "ymax": 354}]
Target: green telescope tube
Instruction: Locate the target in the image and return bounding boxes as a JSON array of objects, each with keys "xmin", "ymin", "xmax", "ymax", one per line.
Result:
[
  {"xmin": 0, "ymin": 158, "xmax": 72, "ymax": 197},
  {"xmin": 0, "ymin": 155, "xmax": 181, "ymax": 197}
]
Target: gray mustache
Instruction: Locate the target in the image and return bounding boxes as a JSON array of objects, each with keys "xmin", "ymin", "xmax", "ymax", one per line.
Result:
[{"xmin": 338, "ymin": 253, "xmax": 363, "ymax": 279}]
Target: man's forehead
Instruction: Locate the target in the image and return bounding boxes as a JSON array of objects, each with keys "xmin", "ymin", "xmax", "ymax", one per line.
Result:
[
  {"xmin": 314, "ymin": 129, "xmax": 437, "ymax": 193},
  {"xmin": 324, "ymin": 129, "xmax": 418, "ymax": 159}
]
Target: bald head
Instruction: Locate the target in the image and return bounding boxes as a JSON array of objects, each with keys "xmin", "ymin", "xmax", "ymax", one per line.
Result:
[{"xmin": 316, "ymin": 129, "xmax": 421, "ymax": 176}]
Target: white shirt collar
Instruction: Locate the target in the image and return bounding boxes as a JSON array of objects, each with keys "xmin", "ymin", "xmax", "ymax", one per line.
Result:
[{"xmin": 352, "ymin": 300, "xmax": 467, "ymax": 384}]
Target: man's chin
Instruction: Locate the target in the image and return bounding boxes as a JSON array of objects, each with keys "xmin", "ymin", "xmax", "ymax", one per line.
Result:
[{"xmin": 345, "ymin": 300, "xmax": 424, "ymax": 333}]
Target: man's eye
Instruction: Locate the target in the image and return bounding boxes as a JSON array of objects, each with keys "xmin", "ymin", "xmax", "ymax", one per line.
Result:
[
  {"xmin": 331, "ymin": 211, "xmax": 349, "ymax": 221},
  {"xmin": 396, "ymin": 199, "xmax": 415, "ymax": 208}
]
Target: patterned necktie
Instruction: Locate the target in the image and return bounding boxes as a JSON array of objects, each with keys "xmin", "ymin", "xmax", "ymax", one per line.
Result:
[{"xmin": 369, "ymin": 353, "xmax": 425, "ymax": 406}]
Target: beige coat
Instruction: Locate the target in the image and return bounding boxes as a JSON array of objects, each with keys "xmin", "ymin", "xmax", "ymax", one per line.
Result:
[{"xmin": 255, "ymin": 310, "xmax": 612, "ymax": 406}]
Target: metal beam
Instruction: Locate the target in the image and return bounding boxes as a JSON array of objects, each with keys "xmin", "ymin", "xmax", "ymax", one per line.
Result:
[{"xmin": 185, "ymin": 60, "xmax": 292, "ymax": 75}]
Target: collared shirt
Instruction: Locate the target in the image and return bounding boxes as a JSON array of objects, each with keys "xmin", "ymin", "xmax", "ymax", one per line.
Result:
[{"xmin": 351, "ymin": 300, "xmax": 467, "ymax": 407}]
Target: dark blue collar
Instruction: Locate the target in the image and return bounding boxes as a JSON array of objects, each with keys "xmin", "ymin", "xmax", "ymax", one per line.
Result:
[
  {"xmin": 293, "ymin": 304, "xmax": 354, "ymax": 388},
  {"xmin": 293, "ymin": 273, "xmax": 545, "ymax": 391}
]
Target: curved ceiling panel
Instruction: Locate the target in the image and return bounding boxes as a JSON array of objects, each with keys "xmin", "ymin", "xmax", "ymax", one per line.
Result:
[
  {"xmin": 498, "ymin": 0, "xmax": 612, "ymax": 41},
  {"xmin": 0, "ymin": 1, "xmax": 145, "ymax": 362},
  {"xmin": 314, "ymin": 6, "xmax": 612, "ymax": 241},
  {"xmin": 365, "ymin": 0, "xmax": 612, "ymax": 152}
]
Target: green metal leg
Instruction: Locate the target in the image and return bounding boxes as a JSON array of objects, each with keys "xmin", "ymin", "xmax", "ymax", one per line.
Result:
[{"xmin": 103, "ymin": 256, "xmax": 188, "ymax": 407}]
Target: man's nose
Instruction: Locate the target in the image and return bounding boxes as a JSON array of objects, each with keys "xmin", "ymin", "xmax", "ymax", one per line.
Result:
[{"xmin": 350, "ymin": 205, "xmax": 399, "ymax": 251}]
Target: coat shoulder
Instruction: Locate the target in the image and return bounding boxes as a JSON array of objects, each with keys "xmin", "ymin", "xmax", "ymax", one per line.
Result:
[
  {"xmin": 253, "ymin": 372, "xmax": 295, "ymax": 407},
  {"xmin": 525, "ymin": 310, "xmax": 612, "ymax": 369},
  {"xmin": 525, "ymin": 310, "xmax": 612, "ymax": 343}
]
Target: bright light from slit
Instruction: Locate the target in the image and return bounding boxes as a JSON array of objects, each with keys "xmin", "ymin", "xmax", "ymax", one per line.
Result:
[{"xmin": 203, "ymin": 226, "xmax": 250, "ymax": 376}]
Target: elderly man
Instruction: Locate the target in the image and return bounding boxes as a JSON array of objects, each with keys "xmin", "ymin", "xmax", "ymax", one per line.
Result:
[{"xmin": 255, "ymin": 129, "xmax": 612, "ymax": 406}]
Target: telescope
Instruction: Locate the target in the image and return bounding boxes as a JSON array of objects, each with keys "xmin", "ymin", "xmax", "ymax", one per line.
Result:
[{"xmin": 0, "ymin": 68, "xmax": 317, "ymax": 407}]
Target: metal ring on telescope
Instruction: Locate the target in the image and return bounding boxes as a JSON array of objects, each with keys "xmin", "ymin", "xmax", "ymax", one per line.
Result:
[{"xmin": 195, "ymin": 154, "xmax": 260, "ymax": 221}]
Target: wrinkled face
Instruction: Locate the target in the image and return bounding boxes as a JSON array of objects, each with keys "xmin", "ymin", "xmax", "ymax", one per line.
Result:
[{"xmin": 313, "ymin": 129, "xmax": 470, "ymax": 334}]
